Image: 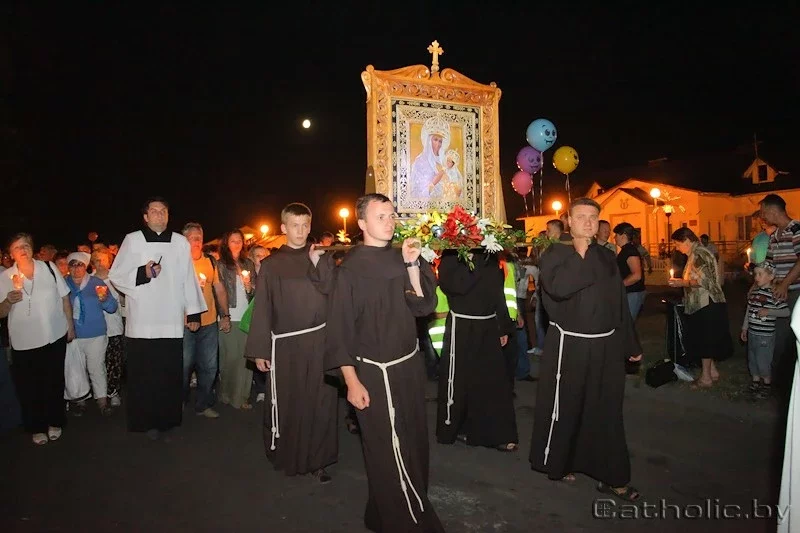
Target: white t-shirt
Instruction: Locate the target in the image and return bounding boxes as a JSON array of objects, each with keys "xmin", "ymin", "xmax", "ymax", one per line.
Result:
[
  {"xmin": 0, "ymin": 261, "xmax": 70, "ymax": 351},
  {"xmin": 229, "ymin": 276, "xmax": 249, "ymax": 322}
]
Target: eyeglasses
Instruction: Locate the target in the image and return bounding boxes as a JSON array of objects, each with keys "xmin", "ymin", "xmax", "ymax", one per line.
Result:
[{"xmin": 68, "ymin": 262, "xmax": 87, "ymax": 268}]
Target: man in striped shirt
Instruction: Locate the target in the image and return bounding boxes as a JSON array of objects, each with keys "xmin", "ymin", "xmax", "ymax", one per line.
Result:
[{"xmin": 760, "ymin": 194, "xmax": 800, "ymax": 394}]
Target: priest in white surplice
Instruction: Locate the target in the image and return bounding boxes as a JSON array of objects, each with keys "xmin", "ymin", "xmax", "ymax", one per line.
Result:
[
  {"xmin": 778, "ymin": 299, "xmax": 800, "ymax": 532},
  {"xmin": 110, "ymin": 197, "xmax": 206, "ymax": 439}
]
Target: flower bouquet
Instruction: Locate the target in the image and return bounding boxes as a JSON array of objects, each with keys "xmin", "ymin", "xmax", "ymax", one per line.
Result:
[{"xmin": 393, "ymin": 205, "xmax": 533, "ymax": 269}]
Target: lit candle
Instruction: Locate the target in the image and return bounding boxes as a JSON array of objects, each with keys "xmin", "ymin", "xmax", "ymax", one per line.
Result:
[
  {"xmin": 241, "ymin": 270, "xmax": 250, "ymax": 284},
  {"xmin": 746, "ymin": 247, "xmax": 751, "ymax": 263},
  {"xmin": 11, "ymin": 274, "xmax": 23, "ymax": 291},
  {"xmin": 95, "ymin": 285, "xmax": 108, "ymax": 300},
  {"xmin": 669, "ymin": 268, "xmax": 674, "ymax": 279},
  {"xmin": 198, "ymin": 273, "xmax": 207, "ymax": 288}
]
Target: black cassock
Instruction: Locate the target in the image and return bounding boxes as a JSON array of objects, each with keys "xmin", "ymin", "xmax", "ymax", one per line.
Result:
[
  {"xmin": 529, "ymin": 242, "xmax": 641, "ymax": 487},
  {"xmin": 325, "ymin": 244, "xmax": 445, "ymax": 533},
  {"xmin": 436, "ymin": 251, "xmax": 517, "ymax": 447},
  {"xmin": 245, "ymin": 244, "xmax": 338, "ymax": 476}
]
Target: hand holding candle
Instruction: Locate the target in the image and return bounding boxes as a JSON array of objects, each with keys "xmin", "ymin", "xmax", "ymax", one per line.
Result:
[
  {"xmin": 669, "ymin": 268, "xmax": 674, "ymax": 279},
  {"xmin": 241, "ymin": 270, "xmax": 251, "ymax": 290},
  {"xmin": 198, "ymin": 273, "xmax": 207, "ymax": 288},
  {"xmin": 95, "ymin": 285, "xmax": 108, "ymax": 301},
  {"xmin": 746, "ymin": 247, "xmax": 751, "ymax": 264},
  {"xmin": 11, "ymin": 274, "xmax": 23, "ymax": 291}
]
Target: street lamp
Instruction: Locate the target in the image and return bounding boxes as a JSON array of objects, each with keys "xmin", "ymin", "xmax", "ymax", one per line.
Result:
[
  {"xmin": 552, "ymin": 200, "xmax": 563, "ymax": 217},
  {"xmin": 339, "ymin": 208, "xmax": 350, "ymax": 235},
  {"xmin": 650, "ymin": 188, "xmax": 661, "ymax": 254},
  {"xmin": 663, "ymin": 204, "xmax": 675, "ymax": 254}
]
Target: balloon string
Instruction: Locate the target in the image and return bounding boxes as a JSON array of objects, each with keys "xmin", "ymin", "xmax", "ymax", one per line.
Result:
[
  {"xmin": 523, "ymin": 194, "xmax": 528, "ymax": 214},
  {"xmin": 539, "ymin": 168, "xmax": 543, "ymax": 216},
  {"xmin": 566, "ymin": 175, "xmax": 571, "ymax": 205}
]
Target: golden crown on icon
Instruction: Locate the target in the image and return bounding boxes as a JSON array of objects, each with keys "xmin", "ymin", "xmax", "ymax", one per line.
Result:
[{"xmin": 421, "ymin": 114, "xmax": 451, "ymax": 144}]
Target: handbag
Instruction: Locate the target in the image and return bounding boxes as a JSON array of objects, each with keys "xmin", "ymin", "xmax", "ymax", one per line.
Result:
[
  {"xmin": 239, "ymin": 297, "xmax": 256, "ymax": 334},
  {"xmin": 64, "ymin": 340, "xmax": 90, "ymax": 400},
  {"xmin": 645, "ymin": 359, "xmax": 678, "ymax": 388}
]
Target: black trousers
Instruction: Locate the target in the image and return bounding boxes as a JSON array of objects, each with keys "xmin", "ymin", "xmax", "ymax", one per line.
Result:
[
  {"xmin": 13, "ymin": 336, "xmax": 67, "ymax": 433},
  {"xmin": 126, "ymin": 337, "xmax": 183, "ymax": 432}
]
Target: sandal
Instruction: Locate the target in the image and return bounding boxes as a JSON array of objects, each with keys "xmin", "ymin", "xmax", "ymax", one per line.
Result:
[
  {"xmin": 239, "ymin": 402, "xmax": 253, "ymax": 410},
  {"xmin": 597, "ymin": 482, "xmax": 641, "ymax": 502},
  {"xmin": 495, "ymin": 442, "xmax": 518, "ymax": 452}
]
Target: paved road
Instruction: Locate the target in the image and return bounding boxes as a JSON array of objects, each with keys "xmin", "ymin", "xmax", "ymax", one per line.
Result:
[{"xmin": 1, "ymin": 291, "xmax": 786, "ymax": 532}]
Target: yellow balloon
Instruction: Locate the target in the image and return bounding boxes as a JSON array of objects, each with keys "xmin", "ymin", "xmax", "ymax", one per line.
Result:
[{"xmin": 553, "ymin": 146, "xmax": 579, "ymax": 175}]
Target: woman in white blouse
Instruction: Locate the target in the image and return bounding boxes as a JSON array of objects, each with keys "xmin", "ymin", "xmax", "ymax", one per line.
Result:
[{"xmin": 0, "ymin": 233, "xmax": 74, "ymax": 445}]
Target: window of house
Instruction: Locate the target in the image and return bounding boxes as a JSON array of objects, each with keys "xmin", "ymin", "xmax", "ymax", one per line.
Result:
[{"xmin": 758, "ymin": 164, "xmax": 769, "ymax": 182}]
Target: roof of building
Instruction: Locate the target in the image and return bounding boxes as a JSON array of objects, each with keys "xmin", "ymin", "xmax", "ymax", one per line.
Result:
[{"xmin": 586, "ymin": 140, "xmax": 796, "ymax": 196}]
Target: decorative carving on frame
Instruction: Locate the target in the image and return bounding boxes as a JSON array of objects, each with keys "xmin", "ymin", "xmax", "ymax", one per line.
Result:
[{"xmin": 362, "ymin": 41, "xmax": 506, "ymax": 221}]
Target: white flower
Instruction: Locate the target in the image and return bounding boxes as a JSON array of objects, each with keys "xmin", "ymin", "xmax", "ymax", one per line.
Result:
[
  {"xmin": 477, "ymin": 218, "xmax": 491, "ymax": 232},
  {"xmin": 419, "ymin": 214, "xmax": 430, "ymax": 224},
  {"xmin": 420, "ymin": 244, "xmax": 437, "ymax": 263},
  {"xmin": 481, "ymin": 234, "xmax": 503, "ymax": 253}
]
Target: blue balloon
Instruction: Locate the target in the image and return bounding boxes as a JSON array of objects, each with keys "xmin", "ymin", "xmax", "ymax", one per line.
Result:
[{"xmin": 526, "ymin": 118, "xmax": 558, "ymax": 152}]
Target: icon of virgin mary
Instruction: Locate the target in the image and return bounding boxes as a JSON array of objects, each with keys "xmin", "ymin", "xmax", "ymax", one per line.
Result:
[{"xmin": 409, "ymin": 115, "xmax": 451, "ymax": 199}]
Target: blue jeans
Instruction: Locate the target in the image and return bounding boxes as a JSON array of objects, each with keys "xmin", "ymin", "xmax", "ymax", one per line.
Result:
[
  {"xmin": 183, "ymin": 323, "xmax": 219, "ymax": 412},
  {"xmin": 627, "ymin": 291, "xmax": 647, "ymax": 321},
  {"xmin": 514, "ymin": 328, "xmax": 531, "ymax": 379}
]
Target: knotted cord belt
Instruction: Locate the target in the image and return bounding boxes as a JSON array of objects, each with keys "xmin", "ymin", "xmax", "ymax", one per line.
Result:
[
  {"xmin": 445, "ymin": 311, "xmax": 497, "ymax": 425},
  {"xmin": 356, "ymin": 342, "xmax": 423, "ymax": 524},
  {"xmin": 268, "ymin": 322, "xmax": 327, "ymax": 451},
  {"xmin": 543, "ymin": 321, "xmax": 615, "ymax": 465}
]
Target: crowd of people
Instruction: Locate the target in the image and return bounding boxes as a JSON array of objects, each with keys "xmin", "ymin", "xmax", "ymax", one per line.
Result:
[{"xmin": 2, "ymin": 191, "xmax": 799, "ymax": 532}]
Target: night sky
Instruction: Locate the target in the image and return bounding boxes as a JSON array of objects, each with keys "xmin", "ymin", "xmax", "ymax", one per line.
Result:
[{"xmin": 4, "ymin": 3, "xmax": 797, "ymax": 249}]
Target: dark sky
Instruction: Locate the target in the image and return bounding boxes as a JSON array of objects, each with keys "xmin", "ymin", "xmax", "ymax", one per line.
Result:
[{"xmin": 4, "ymin": 3, "xmax": 798, "ymax": 249}]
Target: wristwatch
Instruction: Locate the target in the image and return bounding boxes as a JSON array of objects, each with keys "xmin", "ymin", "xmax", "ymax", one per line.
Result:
[
  {"xmin": 404, "ymin": 259, "xmax": 420, "ymax": 268},
  {"xmin": 221, "ymin": 314, "xmax": 231, "ymax": 319}
]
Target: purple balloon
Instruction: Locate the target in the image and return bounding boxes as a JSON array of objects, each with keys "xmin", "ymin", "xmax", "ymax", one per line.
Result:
[{"xmin": 516, "ymin": 146, "xmax": 543, "ymax": 174}]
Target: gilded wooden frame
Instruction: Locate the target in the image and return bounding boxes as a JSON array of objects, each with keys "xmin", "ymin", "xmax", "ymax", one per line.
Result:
[{"xmin": 361, "ymin": 62, "xmax": 506, "ymax": 221}]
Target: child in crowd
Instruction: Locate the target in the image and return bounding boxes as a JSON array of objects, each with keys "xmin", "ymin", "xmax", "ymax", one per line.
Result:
[{"xmin": 740, "ymin": 261, "xmax": 789, "ymax": 398}]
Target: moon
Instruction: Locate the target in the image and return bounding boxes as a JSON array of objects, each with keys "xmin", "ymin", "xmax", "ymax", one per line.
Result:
[{"xmin": 302, "ymin": 119, "xmax": 311, "ymax": 129}]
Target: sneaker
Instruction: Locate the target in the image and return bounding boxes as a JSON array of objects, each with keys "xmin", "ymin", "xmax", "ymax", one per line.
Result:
[
  {"xmin": 196, "ymin": 408, "xmax": 220, "ymax": 419},
  {"xmin": 110, "ymin": 396, "xmax": 121, "ymax": 407},
  {"xmin": 32, "ymin": 433, "xmax": 48, "ymax": 445},
  {"xmin": 47, "ymin": 427, "xmax": 62, "ymax": 441},
  {"xmin": 532, "ymin": 348, "xmax": 544, "ymax": 356},
  {"xmin": 256, "ymin": 393, "xmax": 265, "ymax": 403},
  {"xmin": 526, "ymin": 347, "xmax": 536, "ymax": 354},
  {"xmin": 310, "ymin": 468, "xmax": 332, "ymax": 484}
]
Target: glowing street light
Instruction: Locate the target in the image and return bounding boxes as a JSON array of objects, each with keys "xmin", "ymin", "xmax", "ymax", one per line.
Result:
[
  {"xmin": 302, "ymin": 119, "xmax": 311, "ymax": 129},
  {"xmin": 552, "ymin": 200, "xmax": 563, "ymax": 217},
  {"xmin": 339, "ymin": 207, "xmax": 350, "ymax": 235},
  {"xmin": 649, "ymin": 187, "xmax": 661, "ymax": 200}
]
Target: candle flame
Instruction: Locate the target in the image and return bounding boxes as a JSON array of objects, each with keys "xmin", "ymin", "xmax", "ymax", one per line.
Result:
[{"xmin": 198, "ymin": 273, "xmax": 207, "ymax": 280}]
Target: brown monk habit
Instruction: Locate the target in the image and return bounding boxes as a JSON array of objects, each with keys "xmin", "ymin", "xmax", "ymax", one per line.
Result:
[
  {"xmin": 529, "ymin": 242, "xmax": 641, "ymax": 488},
  {"xmin": 325, "ymin": 244, "xmax": 446, "ymax": 533},
  {"xmin": 245, "ymin": 244, "xmax": 338, "ymax": 476}
]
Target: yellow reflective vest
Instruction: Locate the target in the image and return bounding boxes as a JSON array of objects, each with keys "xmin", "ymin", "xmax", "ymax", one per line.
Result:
[
  {"xmin": 504, "ymin": 261, "xmax": 518, "ymax": 321},
  {"xmin": 428, "ymin": 286, "xmax": 449, "ymax": 357}
]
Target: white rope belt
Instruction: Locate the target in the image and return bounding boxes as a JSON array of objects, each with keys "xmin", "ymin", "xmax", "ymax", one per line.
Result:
[
  {"xmin": 445, "ymin": 311, "xmax": 497, "ymax": 426},
  {"xmin": 268, "ymin": 322, "xmax": 326, "ymax": 451},
  {"xmin": 543, "ymin": 321, "xmax": 615, "ymax": 466},
  {"xmin": 356, "ymin": 342, "xmax": 423, "ymax": 524}
]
